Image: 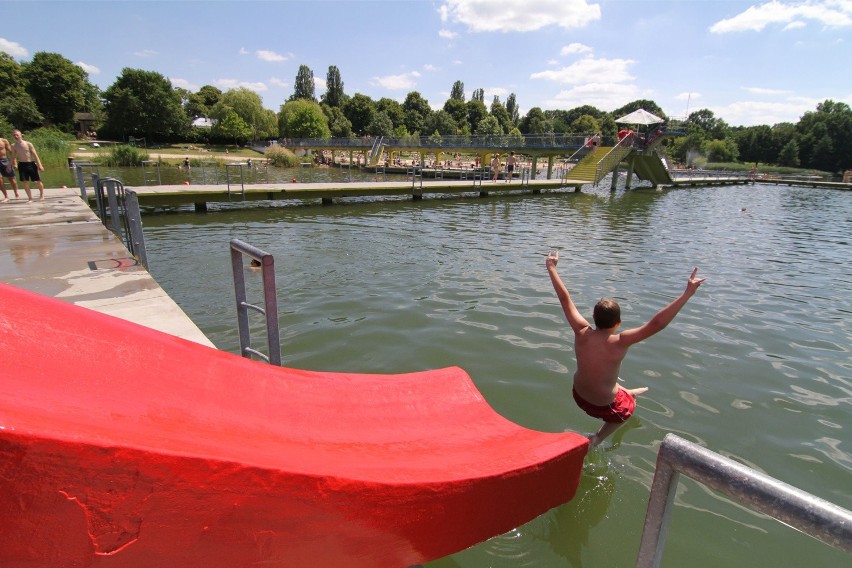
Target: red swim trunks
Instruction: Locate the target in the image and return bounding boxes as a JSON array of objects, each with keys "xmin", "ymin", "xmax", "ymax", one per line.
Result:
[{"xmin": 573, "ymin": 386, "xmax": 636, "ymax": 423}]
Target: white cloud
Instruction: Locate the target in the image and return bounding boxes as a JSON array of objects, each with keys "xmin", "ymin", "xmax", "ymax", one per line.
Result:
[
  {"xmin": 710, "ymin": 0, "xmax": 852, "ymax": 33},
  {"xmin": 439, "ymin": 29, "xmax": 458, "ymax": 39},
  {"xmin": 270, "ymin": 77, "xmax": 288, "ymax": 88},
  {"xmin": 134, "ymin": 49, "xmax": 158, "ymax": 57},
  {"xmin": 239, "ymin": 47, "xmax": 249, "ymax": 55},
  {"xmin": 424, "ymin": 63, "xmax": 439, "ymax": 72},
  {"xmin": 215, "ymin": 79, "xmax": 269, "ymax": 92},
  {"xmin": 440, "ymin": 0, "xmax": 601, "ymax": 33},
  {"xmin": 741, "ymin": 86, "xmax": 791, "ymax": 95},
  {"xmin": 530, "ymin": 56, "xmax": 635, "ymax": 84},
  {"xmin": 0, "ymin": 37, "xmax": 27, "ymax": 58},
  {"xmin": 543, "ymin": 82, "xmax": 651, "ymax": 112},
  {"xmin": 783, "ymin": 20, "xmax": 807, "ymax": 30},
  {"xmin": 77, "ymin": 61, "xmax": 100, "ymax": 75},
  {"xmin": 371, "ymin": 71, "xmax": 421, "ymax": 90},
  {"xmin": 452, "ymin": 59, "xmax": 463, "ymax": 65},
  {"xmin": 709, "ymin": 98, "xmax": 820, "ymax": 126},
  {"xmin": 315, "ymin": 77, "xmax": 327, "ymax": 93},
  {"xmin": 484, "ymin": 87, "xmax": 509, "ymax": 99},
  {"xmin": 256, "ymin": 49, "xmax": 291, "ymax": 62},
  {"xmin": 171, "ymin": 77, "xmax": 200, "ymax": 91},
  {"xmin": 560, "ymin": 42, "xmax": 592, "ymax": 56}
]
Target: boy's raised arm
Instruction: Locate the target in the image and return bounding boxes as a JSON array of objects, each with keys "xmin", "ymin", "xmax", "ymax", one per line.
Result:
[
  {"xmin": 546, "ymin": 251, "xmax": 591, "ymax": 333},
  {"xmin": 619, "ymin": 267, "xmax": 706, "ymax": 346}
]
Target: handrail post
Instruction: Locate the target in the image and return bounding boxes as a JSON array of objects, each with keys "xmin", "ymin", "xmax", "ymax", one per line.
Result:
[{"xmin": 229, "ymin": 239, "xmax": 282, "ymax": 366}]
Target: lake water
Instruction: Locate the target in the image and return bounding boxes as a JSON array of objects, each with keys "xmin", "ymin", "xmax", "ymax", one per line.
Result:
[{"xmin": 140, "ymin": 182, "xmax": 851, "ymax": 567}]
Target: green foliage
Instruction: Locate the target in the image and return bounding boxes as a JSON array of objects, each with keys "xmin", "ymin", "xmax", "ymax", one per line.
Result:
[
  {"xmin": 705, "ymin": 138, "xmax": 739, "ymax": 162},
  {"xmin": 24, "ymin": 127, "xmax": 73, "ymax": 167},
  {"xmin": 450, "ymin": 80, "xmax": 465, "ymax": 102},
  {"xmin": 101, "ymin": 144, "xmax": 149, "ymax": 167},
  {"xmin": 570, "ymin": 114, "xmax": 600, "ymax": 134},
  {"xmin": 505, "ymin": 93, "xmax": 519, "ymax": 126},
  {"xmin": 211, "ymin": 88, "xmax": 276, "ymax": 140},
  {"xmin": 103, "ymin": 68, "xmax": 188, "ymax": 141},
  {"xmin": 264, "ymin": 145, "xmax": 300, "ymax": 167},
  {"xmin": 279, "ymin": 99, "xmax": 330, "ymax": 139},
  {"xmin": 366, "ymin": 111, "xmax": 393, "ymax": 137},
  {"xmin": 323, "ymin": 105, "xmax": 353, "ymax": 137},
  {"xmin": 21, "ymin": 52, "xmax": 88, "ymax": 129},
  {"xmin": 291, "ymin": 65, "xmax": 316, "ymax": 101},
  {"xmin": 402, "ymin": 92, "xmax": 432, "ymax": 135},
  {"xmin": 323, "ymin": 65, "xmax": 344, "ymax": 107},
  {"xmin": 342, "ymin": 93, "xmax": 376, "ymax": 135},
  {"xmin": 214, "ymin": 110, "xmax": 252, "ymax": 144},
  {"xmin": 777, "ymin": 139, "xmax": 800, "ymax": 167}
]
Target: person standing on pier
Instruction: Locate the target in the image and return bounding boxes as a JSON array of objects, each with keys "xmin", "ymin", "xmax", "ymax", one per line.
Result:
[
  {"xmin": 0, "ymin": 135, "xmax": 19, "ymax": 202},
  {"xmin": 11, "ymin": 129, "xmax": 44, "ymax": 202},
  {"xmin": 506, "ymin": 152, "xmax": 516, "ymax": 183},
  {"xmin": 545, "ymin": 250, "xmax": 705, "ymax": 447},
  {"xmin": 491, "ymin": 154, "xmax": 500, "ymax": 182}
]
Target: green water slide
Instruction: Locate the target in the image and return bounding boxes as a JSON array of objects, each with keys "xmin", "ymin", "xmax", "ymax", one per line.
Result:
[{"xmin": 631, "ymin": 153, "xmax": 673, "ymax": 186}]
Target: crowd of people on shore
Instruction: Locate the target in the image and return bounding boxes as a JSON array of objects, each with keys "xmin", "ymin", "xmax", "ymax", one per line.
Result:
[{"xmin": 1, "ymin": 129, "xmax": 45, "ymax": 203}]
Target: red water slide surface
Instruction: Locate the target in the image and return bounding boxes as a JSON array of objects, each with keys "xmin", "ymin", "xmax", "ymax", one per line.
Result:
[{"xmin": 0, "ymin": 283, "xmax": 587, "ymax": 567}]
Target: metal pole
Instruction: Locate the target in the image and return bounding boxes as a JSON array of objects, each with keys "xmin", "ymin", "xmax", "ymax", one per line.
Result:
[{"xmin": 637, "ymin": 434, "xmax": 852, "ymax": 568}]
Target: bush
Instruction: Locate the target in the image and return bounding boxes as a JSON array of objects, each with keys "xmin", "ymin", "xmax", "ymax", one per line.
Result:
[
  {"xmin": 24, "ymin": 127, "xmax": 74, "ymax": 167},
  {"xmin": 265, "ymin": 145, "xmax": 300, "ymax": 167},
  {"xmin": 102, "ymin": 144, "xmax": 149, "ymax": 167}
]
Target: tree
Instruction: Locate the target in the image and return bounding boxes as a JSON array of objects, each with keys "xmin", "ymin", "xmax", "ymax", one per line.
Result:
[
  {"xmin": 423, "ymin": 110, "xmax": 457, "ymax": 136},
  {"xmin": 102, "ymin": 68, "xmax": 187, "ymax": 140},
  {"xmin": 490, "ymin": 96, "xmax": 511, "ymax": 134},
  {"xmin": 777, "ymin": 139, "xmax": 800, "ymax": 167},
  {"xmin": 21, "ymin": 52, "xmax": 88, "ymax": 128},
  {"xmin": 376, "ymin": 98, "xmax": 404, "ymax": 131},
  {"xmin": 570, "ymin": 114, "xmax": 600, "ymax": 134},
  {"xmin": 475, "ymin": 115, "xmax": 503, "ymax": 145},
  {"xmin": 214, "ymin": 110, "xmax": 251, "ymax": 145},
  {"xmin": 796, "ymin": 100, "xmax": 852, "ymax": 172},
  {"xmin": 185, "ymin": 84, "xmax": 222, "ymax": 118},
  {"xmin": 323, "ymin": 65, "xmax": 344, "ymax": 108},
  {"xmin": 686, "ymin": 109, "xmax": 729, "ymax": 140},
  {"xmin": 0, "ymin": 89, "xmax": 43, "ymax": 130},
  {"xmin": 519, "ymin": 107, "xmax": 552, "ymax": 134},
  {"xmin": 450, "ymin": 80, "xmax": 465, "ymax": 101},
  {"xmin": 705, "ymin": 138, "xmax": 739, "ymax": 162},
  {"xmin": 278, "ymin": 98, "xmax": 330, "ymax": 138},
  {"xmin": 342, "ymin": 93, "xmax": 376, "ymax": 135},
  {"xmin": 366, "ymin": 111, "xmax": 394, "ymax": 137},
  {"xmin": 465, "ymin": 99, "xmax": 488, "ymax": 133},
  {"xmin": 211, "ymin": 87, "xmax": 275, "ymax": 140},
  {"xmin": 442, "ymin": 98, "xmax": 467, "ymax": 130},
  {"xmin": 291, "ymin": 64, "xmax": 316, "ymax": 101},
  {"xmin": 322, "ymin": 105, "xmax": 353, "ymax": 137},
  {"xmin": 402, "ymin": 91, "xmax": 432, "ymax": 134},
  {"xmin": 471, "ymin": 88, "xmax": 484, "ymax": 103},
  {"xmin": 505, "ymin": 93, "xmax": 519, "ymax": 126}
]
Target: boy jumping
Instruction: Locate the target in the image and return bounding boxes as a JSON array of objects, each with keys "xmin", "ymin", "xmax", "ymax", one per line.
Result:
[{"xmin": 546, "ymin": 250, "xmax": 705, "ymax": 446}]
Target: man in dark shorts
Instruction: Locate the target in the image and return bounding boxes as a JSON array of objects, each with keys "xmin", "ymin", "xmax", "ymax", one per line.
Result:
[
  {"xmin": 11, "ymin": 129, "xmax": 44, "ymax": 202},
  {"xmin": 0, "ymin": 135, "xmax": 19, "ymax": 202},
  {"xmin": 506, "ymin": 151, "xmax": 516, "ymax": 183}
]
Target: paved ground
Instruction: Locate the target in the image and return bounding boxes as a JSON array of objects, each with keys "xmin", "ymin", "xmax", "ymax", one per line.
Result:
[{"xmin": 0, "ymin": 189, "xmax": 214, "ymax": 347}]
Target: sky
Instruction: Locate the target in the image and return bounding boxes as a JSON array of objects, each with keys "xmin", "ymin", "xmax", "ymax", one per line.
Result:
[{"xmin": 2, "ymin": 0, "xmax": 851, "ymax": 127}]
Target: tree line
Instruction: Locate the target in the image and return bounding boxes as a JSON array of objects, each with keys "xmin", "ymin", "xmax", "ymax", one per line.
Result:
[{"xmin": 1, "ymin": 52, "xmax": 850, "ymax": 173}]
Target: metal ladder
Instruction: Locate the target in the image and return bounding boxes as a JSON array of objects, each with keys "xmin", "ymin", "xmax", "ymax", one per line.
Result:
[{"xmin": 229, "ymin": 239, "xmax": 281, "ymax": 365}]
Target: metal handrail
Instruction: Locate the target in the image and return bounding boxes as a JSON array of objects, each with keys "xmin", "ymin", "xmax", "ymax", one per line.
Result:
[
  {"xmin": 594, "ymin": 139, "xmax": 632, "ymax": 185},
  {"xmin": 229, "ymin": 239, "xmax": 281, "ymax": 366},
  {"xmin": 637, "ymin": 434, "xmax": 852, "ymax": 568}
]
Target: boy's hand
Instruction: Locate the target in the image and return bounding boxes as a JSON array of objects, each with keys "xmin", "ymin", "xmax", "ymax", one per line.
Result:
[
  {"xmin": 546, "ymin": 250, "xmax": 559, "ymax": 269},
  {"xmin": 685, "ymin": 267, "xmax": 706, "ymax": 296}
]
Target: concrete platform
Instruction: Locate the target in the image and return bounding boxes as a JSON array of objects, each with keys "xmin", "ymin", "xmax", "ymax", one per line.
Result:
[{"xmin": 0, "ymin": 189, "xmax": 214, "ymax": 347}]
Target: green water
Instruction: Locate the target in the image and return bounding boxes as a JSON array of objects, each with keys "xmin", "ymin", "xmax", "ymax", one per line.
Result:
[{"xmin": 140, "ymin": 183, "xmax": 851, "ymax": 567}]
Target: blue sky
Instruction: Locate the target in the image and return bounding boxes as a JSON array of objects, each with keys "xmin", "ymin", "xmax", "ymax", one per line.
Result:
[{"xmin": 3, "ymin": 0, "xmax": 851, "ymax": 126}]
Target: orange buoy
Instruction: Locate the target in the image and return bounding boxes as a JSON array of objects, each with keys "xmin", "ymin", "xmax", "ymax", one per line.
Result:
[{"xmin": 291, "ymin": 178, "xmax": 298, "ymax": 183}]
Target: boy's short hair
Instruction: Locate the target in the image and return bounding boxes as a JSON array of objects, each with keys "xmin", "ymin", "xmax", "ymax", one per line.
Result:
[{"xmin": 593, "ymin": 298, "xmax": 621, "ymax": 329}]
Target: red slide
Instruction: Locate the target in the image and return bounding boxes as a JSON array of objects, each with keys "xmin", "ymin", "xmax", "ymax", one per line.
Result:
[{"xmin": 0, "ymin": 283, "xmax": 587, "ymax": 567}]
